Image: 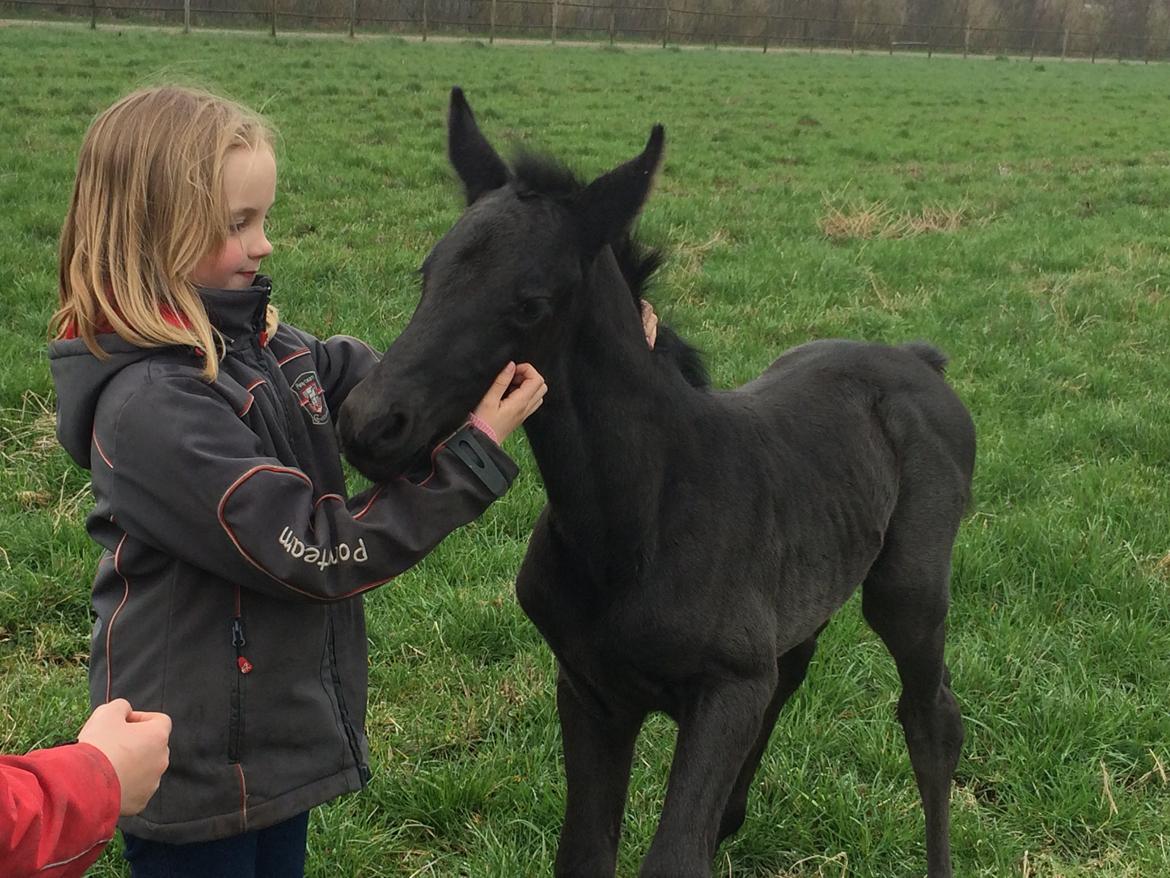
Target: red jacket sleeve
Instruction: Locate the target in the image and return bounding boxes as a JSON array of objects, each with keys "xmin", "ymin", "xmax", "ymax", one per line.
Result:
[{"xmin": 0, "ymin": 743, "xmax": 120, "ymax": 877}]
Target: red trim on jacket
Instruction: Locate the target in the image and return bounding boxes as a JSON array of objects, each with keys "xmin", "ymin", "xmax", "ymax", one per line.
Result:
[
  {"xmin": 276, "ymin": 348, "xmax": 311, "ymax": 367},
  {"xmin": 61, "ymin": 305, "xmax": 193, "ymax": 340},
  {"xmin": 107, "ymin": 537, "xmax": 131, "ymax": 703},
  {"xmin": 234, "ymin": 764, "xmax": 248, "ymax": 831},
  {"xmin": 91, "ymin": 429, "xmax": 113, "ymax": 470}
]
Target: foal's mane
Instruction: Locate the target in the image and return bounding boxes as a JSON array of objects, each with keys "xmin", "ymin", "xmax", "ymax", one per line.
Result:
[{"xmin": 510, "ymin": 151, "xmax": 710, "ymax": 389}]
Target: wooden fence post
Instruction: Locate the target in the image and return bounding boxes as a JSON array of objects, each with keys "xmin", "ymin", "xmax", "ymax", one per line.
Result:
[
  {"xmin": 184, "ymin": 0, "xmax": 190, "ymax": 34},
  {"xmin": 850, "ymin": 13, "xmax": 858, "ymax": 54},
  {"xmin": 609, "ymin": 1, "xmax": 615, "ymax": 45},
  {"xmin": 270, "ymin": 0, "xmax": 277, "ymax": 38},
  {"xmin": 490, "ymin": 0, "xmax": 496, "ymax": 43},
  {"xmin": 1029, "ymin": 32, "xmax": 1036, "ymax": 61},
  {"xmin": 1061, "ymin": 28, "xmax": 1068, "ymax": 60},
  {"xmin": 661, "ymin": 4, "xmax": 669, "ymax": 48},
  {"xmin": 928, "ymin": 24, "xmax": 934, "ymax": 58},
  {"xmin": 422, "ymin": 0, "xmax": 428, "ymax": 41},
  {"xmin": 552, "ymin": 0, "xmax": 558, "ymax": 44},
  {"xmin": 349, "ymin": 0, "xmax": 356, "ymax": 38},
  {"xmin": 90, "ymin": 0, "xmax": 96, "ymax": 30}
]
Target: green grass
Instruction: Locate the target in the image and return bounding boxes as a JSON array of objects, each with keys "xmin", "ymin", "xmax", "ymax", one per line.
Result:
[{"xmin": 3, "ymin": 21, "xmax": 1170, "ymax": 877}]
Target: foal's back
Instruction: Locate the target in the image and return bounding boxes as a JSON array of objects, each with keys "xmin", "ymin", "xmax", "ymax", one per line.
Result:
[
  {"xmin": 659, "ymin": 338, "xmax": 975, "ymax": 642},
  {"xmin": 734, "ymin": 338, "xmax": 974, "ymax": 493}
]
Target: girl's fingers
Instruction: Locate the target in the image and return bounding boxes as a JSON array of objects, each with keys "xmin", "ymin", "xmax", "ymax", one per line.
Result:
[
  {"xmin": 473, "ymin": 363, "xmax": 546, "ymax": 441},
  {"xmin": 641, "ymin": 300, "xmax": 658, "ymax": 348},
  {"xmin": 500, "ymin": 378, "xmax": 546, "ymax": 424},
  {"xmin": 489, "ymin": 362, "xmax": 517, "ymax": 398},
  {"xmin": 509, "ymin": 362, "xmax": 539, "ymax": 388}
]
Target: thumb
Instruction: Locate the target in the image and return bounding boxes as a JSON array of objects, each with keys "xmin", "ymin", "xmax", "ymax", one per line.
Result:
[
  {"xmin": 489, "ymin": 362, "xmax": 516, "ymax": 398},
  {"xmin": 104, "ymin": 699, "xmax": 134, "ymax": 720}
]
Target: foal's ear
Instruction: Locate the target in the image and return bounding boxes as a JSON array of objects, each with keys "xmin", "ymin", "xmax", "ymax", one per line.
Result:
[
  {"xmin": 576, "ymin": 125, "xmax": 665, "ymax": 254},
  {"xmin": 448, "ymin": 87, "xmax": 509, "ymax": 205}
]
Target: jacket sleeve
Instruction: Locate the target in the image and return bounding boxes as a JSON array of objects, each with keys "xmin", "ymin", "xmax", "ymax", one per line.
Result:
[
  {"xmin": 107, "ymin": 375, "xmax": 518, "ymax": 603},
  {"xmin": 283, "ymin": 327, "xmax": 381, "ymax": 413},
  {"xmin": 0, "ymin": 743, "xmax": 120, "ymax": 878}
]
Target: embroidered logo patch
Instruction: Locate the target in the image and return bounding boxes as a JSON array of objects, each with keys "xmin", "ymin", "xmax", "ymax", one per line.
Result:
[{"xmin": 292, "ymin": 371, "xmax": 329, "ymax": 425}]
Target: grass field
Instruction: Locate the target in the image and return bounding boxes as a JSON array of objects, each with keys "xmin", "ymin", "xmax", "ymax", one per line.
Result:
[{"xmin": 2, "ymin": 21, "xmax": 1170, "ymax": 877}]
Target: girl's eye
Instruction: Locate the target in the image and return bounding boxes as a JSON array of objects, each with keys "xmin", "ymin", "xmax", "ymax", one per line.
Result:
[{"xmin": 230, "ymin": 219, "xmax": 247, "ymax": 233}]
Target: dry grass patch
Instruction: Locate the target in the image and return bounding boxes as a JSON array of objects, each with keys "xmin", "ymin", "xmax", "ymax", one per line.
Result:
[
  {"xmin": 1018, "ymin": 847, "xmax": 1151, "ymax": 878},
  {"xmin": 0, "ymin": 390, "xmax": 57, "ymax": 467},
  {"xmin": 1153, "ymin": 551, "xmax": 1170, "ymax": 580},
  {"xmin": 819, "ymin": 199, "xmax": 969, "ymax": 241},
  {"xmin": 0, "ymin": 390, "xmax": 87, "ymax": 528},
  {"xmin": 669, "ymin": 228, "xmax": 729, "ymax": 277},
  {"xmin": 661, "ymin": 227, "xmax": 730, "ymax": 305}
]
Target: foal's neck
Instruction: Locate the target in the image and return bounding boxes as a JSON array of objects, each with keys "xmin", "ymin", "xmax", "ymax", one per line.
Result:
[{"xmin": 525, "ymin": 249, "xmax": 697, "ymax": 571}]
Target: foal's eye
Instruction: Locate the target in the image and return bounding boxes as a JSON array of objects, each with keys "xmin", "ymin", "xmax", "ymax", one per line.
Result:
[{"xmin": 515, "ymin": 297, "xmax": 552, "ymax": 324}]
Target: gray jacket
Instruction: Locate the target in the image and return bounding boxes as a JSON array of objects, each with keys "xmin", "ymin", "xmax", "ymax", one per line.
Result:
[{"xmin": 48, "ymin": 278, "xmax": 517, "ymax": 843}]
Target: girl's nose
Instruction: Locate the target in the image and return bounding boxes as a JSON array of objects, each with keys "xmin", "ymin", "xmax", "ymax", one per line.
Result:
[{"xmin": 253, "ymin": 232, "xmax": 273, "ymax": 259}]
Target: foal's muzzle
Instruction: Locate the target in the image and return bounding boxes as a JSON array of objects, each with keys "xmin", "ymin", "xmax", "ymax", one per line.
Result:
[{"xmin": 337, "ymin": 396, "xmax": 421, "ymax": 482}]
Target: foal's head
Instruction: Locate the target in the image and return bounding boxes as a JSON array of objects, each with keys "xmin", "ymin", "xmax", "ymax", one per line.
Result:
[{"xmin": 339, "ymin": 87, "xmax": 664, "ymax": 480}]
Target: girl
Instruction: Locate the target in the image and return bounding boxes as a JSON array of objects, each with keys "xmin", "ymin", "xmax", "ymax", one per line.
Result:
[{"xmin": 47, "ymin": 85, "xmax": 550, "ymax": 877}]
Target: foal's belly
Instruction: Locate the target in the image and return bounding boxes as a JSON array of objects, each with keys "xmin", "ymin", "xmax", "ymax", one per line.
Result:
[
  {"xmin": 518, "ymin": 540, "xmax": 870, "ymax": 715},
  {"xmin": 516, "ymin": 472, "xmax": 892, "ymax": 714}
]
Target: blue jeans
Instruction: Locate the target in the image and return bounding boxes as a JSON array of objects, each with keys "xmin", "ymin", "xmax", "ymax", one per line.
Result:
[{"xmin": 123, "ymin": 811, "xmax": 310, "ymax": 878}]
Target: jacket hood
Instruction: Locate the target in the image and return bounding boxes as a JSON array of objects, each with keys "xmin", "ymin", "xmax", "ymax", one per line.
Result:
[{"xmin": 48, "ymin": 278, "xmax": 272, "ymax": 469}]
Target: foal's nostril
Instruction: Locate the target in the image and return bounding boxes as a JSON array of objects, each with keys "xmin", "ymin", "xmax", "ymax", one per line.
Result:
[
  {"xmin": 381, "ymin": 412, "xmax": 408, "ymax": 441},
  {"xmin": 369, "ymin": 411, "xmax": 410, "ymax": 455}
]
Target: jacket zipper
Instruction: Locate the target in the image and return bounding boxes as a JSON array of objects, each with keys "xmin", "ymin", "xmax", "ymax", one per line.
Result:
[{"xmin": 229, "ymin": 608, "xmax": 252, "ymax": 763}]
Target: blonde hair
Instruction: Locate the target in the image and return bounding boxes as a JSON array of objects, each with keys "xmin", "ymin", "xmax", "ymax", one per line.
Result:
[{"xmin": 54, "ymin": 85, "xmax": 275, "ymax": 380}]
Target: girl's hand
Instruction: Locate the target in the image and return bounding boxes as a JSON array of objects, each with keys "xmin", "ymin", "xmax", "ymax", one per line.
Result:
[
  {"xmin": 641, "ymin": 300, "xmax": 658, "ymax": 349},
  {"xmin": 472, "ymin": 362, "xmax": 548, "ymax": 445}
]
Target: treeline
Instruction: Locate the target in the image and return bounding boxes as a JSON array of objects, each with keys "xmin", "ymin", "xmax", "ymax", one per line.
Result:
[{"xmin": 8, "ymin": 0, "xmax": 1170, "ymax": 58}]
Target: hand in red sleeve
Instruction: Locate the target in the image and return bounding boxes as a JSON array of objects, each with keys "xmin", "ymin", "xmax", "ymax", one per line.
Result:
[{"xmin": 78, "ymin": 700, "xmax": 172, "ymax": 816}]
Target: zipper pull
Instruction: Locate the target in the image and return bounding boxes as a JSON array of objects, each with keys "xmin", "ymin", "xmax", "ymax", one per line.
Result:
[{"xmin": 231, "ymin": 617, "xmax": 246, "ymax": 648}]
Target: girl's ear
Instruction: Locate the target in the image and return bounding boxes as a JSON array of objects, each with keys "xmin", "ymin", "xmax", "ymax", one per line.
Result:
[
  {"xmin": 447, "ymin": 87, "xmax": 509, "ymax": 205},
  {"xmin": 575, "ymin": 125, "xmax": 665, "ymax": 255}
]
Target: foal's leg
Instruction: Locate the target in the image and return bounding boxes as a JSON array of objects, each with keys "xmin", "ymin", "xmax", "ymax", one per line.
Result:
[
  {"xmin": 862, "ymin": 549, "xmax": 962, "ymax": 878},
  {"xmin": 554, "ymin": 672, "xmax": 643, "ymax": 878},
  {"xmin": 639, "ymin": 676, "xmax": 775, "ymax": 877},
  {"xmin": 716, "ymin": 633, "xmax": 822, "ymax": 845}
]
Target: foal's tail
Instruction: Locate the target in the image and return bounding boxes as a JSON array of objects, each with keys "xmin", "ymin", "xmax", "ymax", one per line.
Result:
[{"xmin": 900, "ymin": 341, "xmax": 948, "ymax": 374}]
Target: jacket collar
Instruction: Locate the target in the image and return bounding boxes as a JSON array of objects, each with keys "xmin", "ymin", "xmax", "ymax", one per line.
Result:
[{"xmin": 197, "ymin": 274, "xmax": 272, "ymax": 343}]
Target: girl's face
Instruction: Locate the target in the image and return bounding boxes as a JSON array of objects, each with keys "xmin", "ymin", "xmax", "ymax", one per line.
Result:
[{"xmin": 192, "ymin": 144, "xmax": 276, "ymax": 290}]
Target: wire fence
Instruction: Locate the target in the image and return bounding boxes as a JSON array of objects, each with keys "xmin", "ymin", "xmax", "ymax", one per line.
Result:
[{"xmin": 3, "ymin": 0, "xmax": 1166, "ymax": 62}]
